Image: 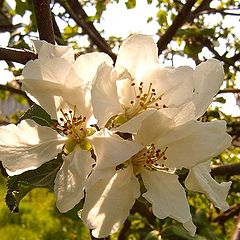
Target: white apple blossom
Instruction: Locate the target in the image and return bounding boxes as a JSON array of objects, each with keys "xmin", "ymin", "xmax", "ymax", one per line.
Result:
[
  {"xmin": 0, "ymin": 40, "xmax": 119, "ymax": 213},
  {"xmin": 91, "ymin": 34, "xmax": 224, "ymax": 133},
  {"xmin": 80, "ymin": 102, "xmax": 232, "ymax": 238}
]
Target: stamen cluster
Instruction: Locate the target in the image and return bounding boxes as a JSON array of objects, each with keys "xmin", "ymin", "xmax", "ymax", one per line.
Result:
[{"xmin": 125, "ymin": 80, "xmax": 167, "ymax": 119}]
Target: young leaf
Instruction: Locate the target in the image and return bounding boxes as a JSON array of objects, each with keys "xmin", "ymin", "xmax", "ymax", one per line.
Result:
[
  {"xmin": 5, "ymin": 155, "xmax": 63, "ymax": 213},
  {"xmin": 20, "ymin": 103, "xmax": 57, "ymax": 127}
]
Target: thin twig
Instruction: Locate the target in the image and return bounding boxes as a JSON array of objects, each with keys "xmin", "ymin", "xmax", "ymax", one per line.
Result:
[
  {"xmin": 33, "ymin": 0, "xmax": 55, "ymax": 44},
  {"xmin": 211, "ymin": 163, "xmax": 240, "ymax": 177},
  {"xmin": 213, "ymin": 205, "xmax": 240, "ymax": 223},
  {"xmin": 231, "ymin": 215, "xmax": 240, "ymax": 240},
  {"xmin": 0, "ymin": 47, "xmax": 37, "ymax": 64},
  {"xmin": 218, "ymin": 89, "xmax": 240, "ymax": 94},
  {"xmin": 0, "ymin": 84, "xmax": 33, "ymax": 105},
  {"xmin": 157, "ymin": 0, "xmax": 198, "ymax": 54},
  {"xmin": 56, "ymin": 0, "xmax": 116, "ymax": 61}
]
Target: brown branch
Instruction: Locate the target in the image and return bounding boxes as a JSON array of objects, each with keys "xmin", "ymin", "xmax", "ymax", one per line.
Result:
[
  {"xmin": 213, "ymin": 205, "xmax": 240, "ymax": 223},
  {"xmin": 56, "ymin": 0, "xmax": 116, "ymax": 61},
  {"xmin": 218, "ymin": 89, "xmax": 240, "ymax": 94},
  {"xmin": 52, "ymin": 14, "xmax": 67, "ymax": 45},
  {"xmin": 33, "ymin": 0, "xmax": 55, "ymax": 44},
  {"xmin": 0, "ymin": 84, "xmax": 33, "ymax": 105},
  {"xmin": 0, "ymin": 47, "xmax": 37, "ymax": 64},
  {"xmin": 211, "ymin": 163, "xmax": 240, "ymax": 177},
  {"xmin": 231, "ymin": 215, "xmax": 240, "ymax": 240},
  {"xmin": 157, "ymin": 0, "xmax": 198, "ymax": 54}
]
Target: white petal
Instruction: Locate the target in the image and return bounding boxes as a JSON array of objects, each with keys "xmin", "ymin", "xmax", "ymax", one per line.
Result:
[
  {"xmin": 33, "ymin": 40, "xmax": 75, "ymax": 63},
  {"xmin": 0, "ymin": 120, "xmax": 66, "ymax": 175},
  {"xmin": 90, "ymin": 128, "xmax": 142, "ymax": 170},
  {"xmin": 185, "ymin": 161, "xmax": 231, "ymax": 211},
  {"xmin": 22, "ymin": 57, "xmax": 72, "ymax": 86},
  {"xmin": 114, "ymin": 109, "xmax": 156, "ymax": 134},
  {"xmin": 54, "ymin": 148, "xmax": 94, "ymax": 213},
  {"xmin": 116, "ymin": 34, "xmax": 159, "ymax": 80},
  {"xmin": 66, "ymin": 52, "xmax": 113, "ymax": 88},
  {"xmin": 91, "ymin": 63, "xmax": 122, "ymax": 127},
  {"xmin": 164, "ymin": 120, "xmax": 232, "ymax": 169},
  {"xmin": 193, "ymin": 59, "xmax": 224, "ymax": 118},
  {"xmin": 140, "ymin": 66, "xmax": 194, "ymax": 107},
  {"xmin": 141, "ymin": 169, "xmax": 196, "ymax": 235},
  {"xmin": 136, "ymin": 103, "xmax": 195, "ymax": 146},
  {"xmin": 22, "ymin": 80, "xmax": 65, "ymax": 119},
  {"xmin": 80, "ymin": 163, "xmax": 140, "ymax": 238}
]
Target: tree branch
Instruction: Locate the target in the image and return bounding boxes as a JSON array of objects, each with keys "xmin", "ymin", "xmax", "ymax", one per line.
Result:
[
  {"xmin": 157, "ymin": 0, "xmax": 198, "ymax": 54},
  {"xmin": 33, "ymin": 0, "xmax": 55, "ymax": 44},
  {"xmin": 213, "ymin": 205, "xmax": 240, "ymax": 223},
  {"xmin": 56, "ymin": 0, "xmax": 116, "ymax": 61},
  {"xmin": 0, "ymin": 47, "xmax": 37, "ymax": 64},
  {"xmin": 231, "ymin": 215, "xmax": 240, "ymax": 240},
  {"xmin": 218, "ymin": 89, "xmax": 240, "ymax": 94},
  {"xmin": 211, "ymin": 163, "xmax": 240, "ymax": 177},
  {"xmin": 0, "ymin": 84, "xmax": 33, "ymax": 105}
]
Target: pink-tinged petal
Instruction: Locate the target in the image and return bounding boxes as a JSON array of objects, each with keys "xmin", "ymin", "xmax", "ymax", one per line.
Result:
[
  {"xmin": 116, "ymin": 34, "xmax": 159, "ymax": 80},
  {"xmin": 193, "ymin": 59, "xmax": 224, "ymax": 118},
  {"xmin": 164, "ymin": 120, "xmax": 232, "ymax": 169},
  {"xmin": 80, "ymin": 163, "xmax": 140, "ymax": 238},
  {"xmin": 91, "ymin": 63, "xmax": 122, "ymax": 127},
  {"xmin": 185, "ymin": 161, "xmax": 231, "ymax": 211},
  {"xmin": 33, "ymin": 40, "xmax": 75, "ymax": 63},
  {"xmin": 141, "ymin": 169, "xmax": 196, "ymax": 236},
  {"xmin": 0, "ymin": 120, "xmax": 66, "ymax": 175},
  {"xmin": 90, "ymin": 128, "xmax": 142, "ymax": 171},
  {"xmin": 54, "ymin": 148, "xmax": 94, "ymax": 213}
]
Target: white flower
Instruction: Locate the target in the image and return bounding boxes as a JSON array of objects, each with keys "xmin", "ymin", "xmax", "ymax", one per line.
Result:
[
  {"xmin": 91, "ymin": 34, "xmax": 224, "ymax": 133},
  {"xmin": 80, "ymin": 103, "xmax": 232, "ymax": 238},
  {"xmin": 0, "ymin": 40, "xmax": 113, "ymax": 213}
]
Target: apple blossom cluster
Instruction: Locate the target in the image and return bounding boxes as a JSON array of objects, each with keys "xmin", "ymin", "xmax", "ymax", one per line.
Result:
[{"xmin": 0, "ymin": 34, "xmax": 232, "ymax": 238}]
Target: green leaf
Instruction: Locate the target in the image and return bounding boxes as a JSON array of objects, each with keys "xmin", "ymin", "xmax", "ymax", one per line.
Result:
[
  {"xmin": 5, "ymin": 156, "xmax": 63, "ymax": 213},
  {"xmin": 20, "ymin": 104, "xmax": 57, "ymax": 127},
  {"xmin": 214, "ymin": 97, "xmax": 226, "ymax": 104},
  {"xmin": 63, "ymin": 25, "xmax": 78, "ymax": 39},
  {"xmin": 125, "ymin": 0, "xmax": 136, "ymax": 9},
  {"xmin": 157, "ymin": 10, "xmax": 167, "ymax": 25}
]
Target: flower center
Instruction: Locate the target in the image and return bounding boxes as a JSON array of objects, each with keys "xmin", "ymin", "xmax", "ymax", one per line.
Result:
[
  {"xmin": 124, "ymin": 81, "xmax": 167, "ymax": 119},
  {"xmin": 106, "ymin": 81, "xmax": 167, "ymax": 129},
  {"xmin": 57, "ymin": 107, "xmax": 95, "ymax": 154},
  {"xmin": 116, "ymin": 144, "xmax": 175, "ymax": 174}
]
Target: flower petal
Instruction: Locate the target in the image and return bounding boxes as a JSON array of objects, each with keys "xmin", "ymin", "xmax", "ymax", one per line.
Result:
[
  {"xmin": 164, "ymin": 120, "xmax": 232, "ymax": 169},
  {"xmin": 66, "ymin": 52, "xmax": 113, "ymax": 88},
  {"xmin": 116, "ymin": 34, "xmax": 159, "ymax": 80},
  {"xmin": 91, "ymin": 63, "xmax": 122, "ymax": 127},
  {"xmin": 80, "ymin": 163, "xmax": 140, "ymax": 238},
  {"xmin": 0, "ymin": 120, "xmax": 66, "ymax": 175},
  {"xmin": 141, "ymin": 169, "xmax": 196, "ymax": 236},
  {"xmin": 193, "ymin": 59, "xmax": 224, "ymax": 118},
  {"xmin": 140, "ymin": 66, "xmax": 194, "ymax": 108},
  {"xmin": 33, "ymin": 40, "xmax": 75, "ymax": 63},
  {"xmin": 22, "ymin": 57, "xmax": 72, "ymax": 86},
  {"xmin": 135, "ymin": 102, "xmax": 195, "ymax": 146},
  {"xmin": 185, "ymin": 161, "xmax": 231, "ymax": 211},
  {"xmin": 115, "ymin": 109, "xmax": 156, "ymax": 134},
  {"xmin": 54, "ymin": 148, "xmax": 94, "ymax": 213},
  {"xmin": 90, "ymin": 128, "xmax": 142, "ymax": 171}
]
